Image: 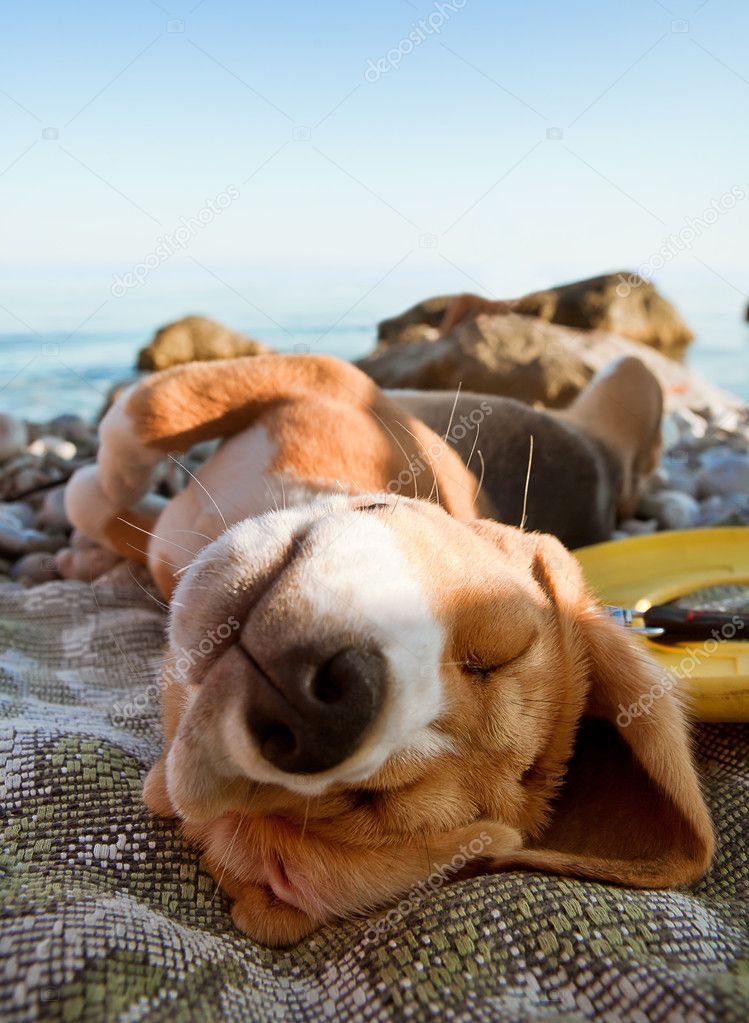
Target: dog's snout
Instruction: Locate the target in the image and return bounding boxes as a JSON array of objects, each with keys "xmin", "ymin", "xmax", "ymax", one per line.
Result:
[{"xmin": 246, "ymin": 647, "xmax": 386, "ymax": 775}]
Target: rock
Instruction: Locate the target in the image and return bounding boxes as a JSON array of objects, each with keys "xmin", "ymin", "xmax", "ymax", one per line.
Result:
[
  {"xmin": 35, "ymin": 486, "xmax": 70, "ymax": 532},
  {"xmin": 56, "ymin": 541, "xmax": 122, "ymax": 582},
  {"xmin": 696, "ymin": 450, "xmax": 749, "ymax": 497},
  {"xmin": 0, "ymin": 414, "xmax": 29, "ymax": 462},
  {"xmin": 48, "ymin": 414, "xmax": 96, "ymax": 449},
  {"xmin": 0, "ymin": 502, "xmax": 34, "ymax": 527},
  {"xmin": 0, "ymin": 450, "xmax": 71, "ymax": 502},
  {"xmin": 665, "ymin": 408, "xmax": 708, "ymax": 444},
  {"xmin": 10, "ymin": 551, "xmax": 60, "ymax": 585},
  {"xmin": 698, "ymin": 493, "xmax": 749, "ymax": 526},
  {"xmin": 377, "ymin": 295, "xmax": 456, "ymax": 347},
  {"xmin": 136, "ymin": 315, "xmax": 270, "ymax": 371},
  {"xmin": 362, "ymin": 311, "xmax": 743, "ymax": 424},
  {"xmin": 515, "ymin": 272, "xmax": 693, "ymax": 357},
  {"xmin": 619, "ymin": 518, "xmax": 658, "ymax": 536},
  {"xmin": 28, "ymin": 435, "xmax": 77, "ymax": 460},
  {"xmin": 360, "ymin": 313, "xmax": 590, "ymax": 407},
  {"xmin": 638, "ymin": 490, "xmax": 700, "ymax": 530},
  {"xmin": 658, "ymin": 455, "xmax": 699, "ymax": 497},
  {"xmin": 0, "ymin": 520, "xmax": 67, "ymax": 557}
]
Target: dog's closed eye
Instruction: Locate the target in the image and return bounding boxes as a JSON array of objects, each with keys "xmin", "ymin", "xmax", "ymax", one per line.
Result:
[
  {"xmin": 459, "ymin": 652, "xmax": 524, "ymax": 681},
  {"xmin": 459, "ymin": 659, "xmax": 500, "ymax": 681}
]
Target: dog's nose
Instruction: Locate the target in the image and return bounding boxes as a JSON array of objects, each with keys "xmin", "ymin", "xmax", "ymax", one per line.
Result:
[{"xmin": 246, "ymin": 647, "xmax": 386, "ymax": 774}]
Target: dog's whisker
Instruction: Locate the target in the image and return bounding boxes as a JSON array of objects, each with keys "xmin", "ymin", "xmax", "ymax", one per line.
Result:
[
  {"xmin": 520, "ymin": 434, "xmax": 534, "ymax": 531},
  {"xmin": 174, "ymin": 556, "xmax": 228, "ymax": 575},
  {"xmin": 389, "ymin": 414, "xmax": 442, "ymax": 509},
  {"xmin": 162, "ymin": 527, "xmax": 215, "ymax": 543},
  {"xmin": 369, "ymin": 407, "xmax": 420, "ymax": 502},
  {"xmin": 264, "ymin": 477, "xmax": 281, "ymax": 515},
  {"xmin": 474, "ymin": 450, "xmax": 486, "ymax": 504},
  {"xmin": 209, "ymin": 781, "xmax": 258, "ymax": 905},
  {"xmin": 168, "ymin": 453, "xmax": 228, "ymax": 532},
  {"xmin": 466, "ymin": 419, "xmax": 482, "ymax": 473},
  {"xmin": 210, "ymin": 814, "xmax": 245, "ymax": 905},
  {"xmin": 125, "ymin": 541, "xmax": 181, "ymax": 571},
  {"xmin": 117, "ymin": 517, "xmax": 200, "ymax": 559},
  {"xmin": 300, "ymin": 796, "xmax": 311, "ymax": 840},
  {"xmin": 125, "ymin": 564, "xmax": 170, "ymax": 610},
  {"xmin": 442, "ymin": 381, "xmax": 462, "ymax": 444}
]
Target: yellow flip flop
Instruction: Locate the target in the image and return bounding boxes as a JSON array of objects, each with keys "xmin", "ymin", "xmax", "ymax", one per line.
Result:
[{"xmin": 574, "ymin": 527, "xmax": 749, "ymax": 722}]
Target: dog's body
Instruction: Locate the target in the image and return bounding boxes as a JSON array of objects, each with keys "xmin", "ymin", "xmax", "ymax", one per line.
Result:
[{"xmin": 66, "ymin": 353, "xmax": 712, "ymax": 947}]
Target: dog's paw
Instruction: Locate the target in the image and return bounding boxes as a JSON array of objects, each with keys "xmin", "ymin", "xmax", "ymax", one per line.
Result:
[
  {"xmin": 230, "ymin": 885, "xmax": 320, "ymax": 947},
  {"xmin": 143, "ymin": 757, "xmax": 177, "ymax": 819},
  {"xmin": 97, "ymin": 392, "xmax": 164, "ymax": 508}
]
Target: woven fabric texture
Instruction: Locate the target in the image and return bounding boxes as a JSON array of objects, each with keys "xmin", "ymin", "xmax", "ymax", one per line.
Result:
[{"xmin": 1, "ymin": 572, "xmax": 747, "ymax": 1023}]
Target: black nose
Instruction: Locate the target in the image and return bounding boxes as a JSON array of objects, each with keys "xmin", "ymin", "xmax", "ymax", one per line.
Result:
[{"xmin": 245, "ymin": 647, "xmax": 386, "ymax": 774}]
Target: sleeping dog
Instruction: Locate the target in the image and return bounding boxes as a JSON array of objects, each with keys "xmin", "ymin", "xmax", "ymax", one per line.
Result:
[{"xmin": 66, "ymin": 353, "xmax": 713, "ymax": 947}]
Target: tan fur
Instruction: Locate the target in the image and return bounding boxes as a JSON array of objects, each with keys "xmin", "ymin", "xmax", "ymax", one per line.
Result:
[
  {"xmin": 142, "ymin": 504, "xmax": 713, "ymax": 946},
  {"xmin": 77, "ymin": 353, "xmax": 710, "ymax": 946}
]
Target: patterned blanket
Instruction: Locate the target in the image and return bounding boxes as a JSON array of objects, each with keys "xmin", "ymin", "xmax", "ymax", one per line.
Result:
[{"xmin": 1, "ymin": 570, "xmax": 747, "ymax": 1023}]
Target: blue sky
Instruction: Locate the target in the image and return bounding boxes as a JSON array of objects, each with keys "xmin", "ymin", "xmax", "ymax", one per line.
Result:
[{"xmin": 1, "ymin": 0, "xmax": 747, "ymax": 336}]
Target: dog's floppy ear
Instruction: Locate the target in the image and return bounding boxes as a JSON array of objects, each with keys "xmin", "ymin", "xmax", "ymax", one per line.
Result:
[{"xmin": 470, "ymin": 521, "xmax": 715, "ymax": 889}]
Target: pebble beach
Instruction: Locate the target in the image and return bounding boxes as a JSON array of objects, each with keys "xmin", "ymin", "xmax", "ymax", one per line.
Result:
[{"xmin": 1, "ymin": 276, "xmax": 748, "ymax": 588}]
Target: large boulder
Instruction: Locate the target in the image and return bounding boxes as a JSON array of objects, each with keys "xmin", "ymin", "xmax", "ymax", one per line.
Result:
[
  {"xmin": 376, "ymin": 295, "xmax": 456, "ymax": 347},
  {"xmin": 515, "ymin": 272, "xmax": 693, "ymax": 357},
  {"xmin": 136, "ymin": 315, "xmax": 269, "ymax": 371},
  {"xmin": 362, "ymin": 312, "xmax": 589, "ymax": 408},
  {"xmin": 358, "ymin": 311, "xmax": 742, "ymax": 422}
]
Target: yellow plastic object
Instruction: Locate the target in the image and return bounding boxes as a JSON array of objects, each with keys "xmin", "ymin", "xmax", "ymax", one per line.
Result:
[{"xmin": 574, "ymin": 528, "xmax": 749, "ymax": 722}]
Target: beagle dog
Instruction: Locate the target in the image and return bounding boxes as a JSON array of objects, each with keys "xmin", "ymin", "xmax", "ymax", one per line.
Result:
[{"xmin": 66, "ymin": 353, "xmax": 713, "ymax": 947}]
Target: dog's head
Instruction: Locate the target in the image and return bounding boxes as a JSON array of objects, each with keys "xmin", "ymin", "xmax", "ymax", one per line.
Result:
[{"xmin": 163, "ymin": 493, "xmax": 713, "ymax": 890}]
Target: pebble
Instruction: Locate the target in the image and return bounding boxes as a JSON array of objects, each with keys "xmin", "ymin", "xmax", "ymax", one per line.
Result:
[
  {"xmin": 619, "ymin": 517, "xmax": 658, "ymax": 536},
  {"xmin": 0, "ymin": 521, "xmax": 68, "ymax": 557},
  {"xmin": 698, "ymin": 492, "xmax": 749, "ymax": 526},
  {"xmin": 696, "ymin": 451, "xmax": 749, "ymax": 498},
  {"xmin": 666, "ymin": 408, "xmax": 708, "ymax": 442},
  {"xmin": 28, "ymin": 436, "xmax": 77, "ymax": 461},
  {"xmin": 35, "ymin": 487, "xmax": 70, "ymax": 532},
  {"xmin": 0, "ymin": 502, "xmax": 34, "ymax": 527},
  {"xmin": 656, "ymin": 455, "xmax": 699, "ymax": 497},
  {"xmin": 11, "ymin": 551, "xmax": 61, "ymax": 585},
  {"xmin": 48, "ymin": 414, "xmax": 96, "ymax": 448},
  {"xmin": 0, "ymin": 452, "xmax": 67, "ymax": 502},
  {"xmin": 2, "ymin": 373, "xmax": 749, "ymax": 590},
  {"xmin": 638, "ymin": 490, "xmax": 700, "ymax": 530},
  {"xmin": 0, "ymin": 414, "xmax": 29, "ymax": 463}
]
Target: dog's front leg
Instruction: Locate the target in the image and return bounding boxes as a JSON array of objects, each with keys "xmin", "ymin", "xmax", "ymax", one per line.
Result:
[{"xmin": 227, "ymin": 881, "xmax": 320, "ymax": 947}]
